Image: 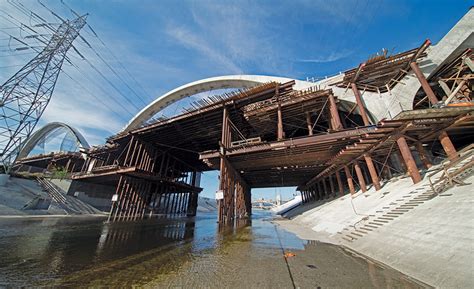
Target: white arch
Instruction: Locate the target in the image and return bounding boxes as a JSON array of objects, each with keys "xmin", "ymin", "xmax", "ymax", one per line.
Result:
[
  {"xmin": 17, "ymin": 122, "xmax": 90, "ymax": 160},
  {"xmin": 124, "ymin": 75, "xmax": 315, "ymax": 132}
]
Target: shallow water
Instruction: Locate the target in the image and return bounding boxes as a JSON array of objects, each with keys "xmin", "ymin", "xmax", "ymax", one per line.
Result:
[{"xmin": 0, "ymin": 211, "xmax": 426, "ymax": 288}]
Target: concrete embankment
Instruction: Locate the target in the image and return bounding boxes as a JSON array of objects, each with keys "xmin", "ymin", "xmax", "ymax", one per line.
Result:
[{"xmin": 277, "ymin": 169, "xmax": 474, "ymax": 288}]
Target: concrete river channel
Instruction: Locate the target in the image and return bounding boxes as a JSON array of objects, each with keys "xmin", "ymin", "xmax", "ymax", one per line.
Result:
[{"xmin": 0, "ymin": 211, "xmax": 426, "ymax": 288}]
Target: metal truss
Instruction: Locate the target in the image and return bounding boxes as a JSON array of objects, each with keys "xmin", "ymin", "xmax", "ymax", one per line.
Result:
[{"xmin": 0, "ymin": 14, "xmax": 87, "ymax": 171}]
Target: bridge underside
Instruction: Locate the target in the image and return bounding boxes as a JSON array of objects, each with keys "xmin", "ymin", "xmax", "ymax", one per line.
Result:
[{"xmin": 69, "ymin": 46, "xmax": 473, "ymax": 224}]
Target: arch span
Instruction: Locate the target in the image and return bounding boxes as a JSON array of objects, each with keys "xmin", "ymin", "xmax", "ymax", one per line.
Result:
[
  {"xmin": 17, "ymin": 122, "xmax": 90, "ymax": 160},
  {"xmin": 124, "ymin": 75, "xmax": 315, "ymax": 132}
]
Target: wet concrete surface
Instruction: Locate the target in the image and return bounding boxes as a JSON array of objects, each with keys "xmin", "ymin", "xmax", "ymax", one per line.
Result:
[{"xmin": 0, "ymin": 211, "xmax": 428, "ymax": 288}]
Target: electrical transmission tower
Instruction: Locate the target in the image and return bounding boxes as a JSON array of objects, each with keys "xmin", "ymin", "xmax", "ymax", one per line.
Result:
[{"xmin": 0, "ymin": 14, "xmax": 87, "ymax": 172}]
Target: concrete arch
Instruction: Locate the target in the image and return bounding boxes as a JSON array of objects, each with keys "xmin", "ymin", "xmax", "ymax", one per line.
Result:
[
  {"xmin": 124, "ymin": 75, "xmax": 316, "ymax": 132},
  {"xmin": 17, "ymin": 122, "xmax": 90, "ymax": 160}
]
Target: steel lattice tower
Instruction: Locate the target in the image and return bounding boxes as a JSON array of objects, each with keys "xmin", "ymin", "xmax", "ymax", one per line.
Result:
[{"xmin": 0, "ymin": 14, "xmax": 87, "ymax": 171}]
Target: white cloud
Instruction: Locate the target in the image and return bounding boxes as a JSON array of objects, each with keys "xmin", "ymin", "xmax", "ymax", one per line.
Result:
[
  {"xmin": 165, "ymin": 25, "xmax": 242, "ymax": 74},
  {"xmin": 295, "ymin": 50, "xmax": 353, "ymax": 63}
]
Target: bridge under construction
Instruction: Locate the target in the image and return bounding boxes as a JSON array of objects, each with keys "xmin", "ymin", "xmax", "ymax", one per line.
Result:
[{"xmin": 14, "ymin": 8, "xmax": 474, "ymax": 225}]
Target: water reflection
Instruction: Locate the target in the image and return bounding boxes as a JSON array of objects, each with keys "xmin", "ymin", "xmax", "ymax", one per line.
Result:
[
  {"xmin": 0, "ymin": 211, "xmax": 426, "ymax": 288},
  {"xmin": 0, "ymin": 215, "xmax": 206, "ymax": 287}
]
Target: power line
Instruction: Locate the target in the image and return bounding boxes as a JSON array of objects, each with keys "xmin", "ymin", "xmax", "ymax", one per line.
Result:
[
  {"xmin": 3, "ymin": 2, "xmax": 143, "ymax": 114},
  {"xmin": 61, "ymin": 0, "xmax": 155, "ymax": 103}
]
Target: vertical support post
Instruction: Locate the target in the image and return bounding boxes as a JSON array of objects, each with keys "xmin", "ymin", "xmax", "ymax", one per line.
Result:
[
  {"xmin": 344, "ymin": 165, "xmax": 355, "ymax": 195},
  {"xmin": 415, "ymin": 142, "xmax": 432, "ymax": 169},
  {"xmin": 328, "ymin": 93, "xmax": 343, "ymax": 130},
  {"xmin": 439, "ymin": 131, "xmax": 458, "ymax": 161},
  {"xmin": 316, "ymin": 182, "xmax": 323, "ymax": 200},
  {"xmin": 364, "ymin": 154, "xmax": 381, "ymax": 191},
  {"xmin": 277, "ymin": 103, "xmax": 284, "ymax": 140},
  {"xmin": 410, "ymin": 61, "xmax": 439, "ymax": 105},
  {"xmin": 328, "ymin": 175, "xmax": 335, "ymax": 196},
  {"xmin": 351, "ymin": 83, "xmax": 370, "ymax": 126},
  {"xmin": 396, "ymin": 136, "xmax": 422, "ymax": 184},
  {"xmin": 322, "ymin": 178, "xmax": 328, "ymax": 198},
  {"xmin": 354, "ymin": 161, "xmax": 367, "ymax": 192},
  {"xmin": 335, "ymin": 169, "xmax": 344, "ymax": 196},
  {"xmin": 306, "ymin": 112, "xmax": 313, "ymax": 136}
]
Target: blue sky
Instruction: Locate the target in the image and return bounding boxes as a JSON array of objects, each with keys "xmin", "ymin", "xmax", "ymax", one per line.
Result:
[{"xmin": 0, "ymin": 0, "xmax": 471, "ymax": 200}]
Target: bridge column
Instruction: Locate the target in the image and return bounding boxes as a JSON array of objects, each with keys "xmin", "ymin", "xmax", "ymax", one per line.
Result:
[
  {"xmin": 354, "ymin": 161, "xmax": 367, "ymax": 193},
  {"xmin": 397, "ymin": 136, "xmax": 422, "ymax": 184}
]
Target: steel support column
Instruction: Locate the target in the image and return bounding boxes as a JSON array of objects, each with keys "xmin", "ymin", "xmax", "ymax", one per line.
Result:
[
  {"xmin": 335, "ymin": 170, "xmax": 344, "ymax": 196},
  {"xmin": 328, "ymin": 175, "xmax": 335, "ymax": 196},
  {"xmin": 328, "ymin": 93, "xmax": 343, "ymax": 130},
  {"xmin": 277, "ymin": 103, "xmax": 285, "ymax": 140},
  {"xmin": 364, "ymin": 154, "xmax": 381, "ymax": 191},
  {"xmin": 410, "ymin": 62, "xmax": 439, "ymax": 105},
  {"xmin": 344, "ymin": 165, "xmax": 355, "ymax": 195},
  {"xmin": 306, "ymin": 112, "xmax": 313, "ymax": 136},
  {"xmin": 354, "ymin": 162, "xmax": 367, "ymax": 192},
  {"xmin": 439, "ymin": 131, "xmax": 458, "ymax": 161},
  {"xmin": 415, "ymin": 142, "xmax": 432, "ymax": 169},
  {"xmin": 351, "ymin": 83, "xmax": 370, "ymax": 126},
  {"xmin": 396, "ymin": 136, "xmax": 422, "ymax": 184}
]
